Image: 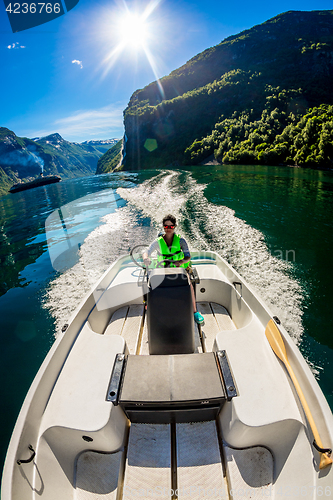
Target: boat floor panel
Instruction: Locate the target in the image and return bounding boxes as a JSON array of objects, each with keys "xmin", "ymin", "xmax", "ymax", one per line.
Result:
[
  {"xmin": 106, "ymin": 302, "xmax": 234, "ymax": 354},
  {"xmin": 139, "ymin": 318, "xmax": 149, "ymax": 355},
  {"xmin": 123, "ymin": 423, "xmax": 171, "ymax": 499},
  {"xmin": 105, "ymin": 305, "xmax": 144, "ymax": 354},
  {"xmin": 211, "ymin": 303, "xmax": 236, "ymax": 331},
  {"xmin": 197, "ymin": 303, "xmax": 222, "ymax": 352},
  {"xmin": 121, "ymin": 304, "xmax": 144, "ymax": 354},
  {"xmin": 105, "ymin": 306, "xmax": 128, "ymax": 336},
  {"xmin": 223, "ymin": 446, "xmax": 273, "ymax": 500},
  {"xmin": 73, "ymin": 425, "xmax": 276, "ymax": 500},
  {"xmin": 176, "ymin": 421, "xmax": 227, "ymax": 499},
  {"xmin": 75, "ymin": 450, "xmax": 123, "ymax": 500}
]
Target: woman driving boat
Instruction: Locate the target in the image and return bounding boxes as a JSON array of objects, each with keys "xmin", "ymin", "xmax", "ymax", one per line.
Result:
[{"xmin": 143, "ymin": 214, "xmax": 205, "ymax": 325}]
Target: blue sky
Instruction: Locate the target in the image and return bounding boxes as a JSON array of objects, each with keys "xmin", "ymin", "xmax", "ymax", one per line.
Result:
[{"xmin": 1, "ymin": 0, "xmax": 332, "ymax": 142}]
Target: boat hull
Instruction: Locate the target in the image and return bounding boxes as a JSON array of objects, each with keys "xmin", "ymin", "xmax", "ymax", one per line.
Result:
[
  {"xmin": 9, "ymin": 175, "xmax": 61, "ymax": 193},
  {"xmin": 2, "ymin": 251, "xmax": 332, "ymax": 499}
]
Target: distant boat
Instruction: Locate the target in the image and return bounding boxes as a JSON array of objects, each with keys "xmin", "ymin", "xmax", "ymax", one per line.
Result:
[{"xmin": 9, "ymin": 174, "xmax": 61, "ymax": 193}]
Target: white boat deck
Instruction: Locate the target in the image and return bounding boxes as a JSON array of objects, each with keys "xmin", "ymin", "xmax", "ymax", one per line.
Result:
[
  {"xmin": 4, "ymin": 253, "xmax": 332, "ymax": 500},
  {"xmin": 75, "ymin": 303, "xmax": 274, "ymax": 500},
  {"xmin": 103, "ymin": 301, "xmax": 236, "ymax": 354}
]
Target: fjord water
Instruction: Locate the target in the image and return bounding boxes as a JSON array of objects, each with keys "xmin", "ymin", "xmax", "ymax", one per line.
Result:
[{"xmin": 1, "ymin": 165, "xmax": 333, "ymax": 473}]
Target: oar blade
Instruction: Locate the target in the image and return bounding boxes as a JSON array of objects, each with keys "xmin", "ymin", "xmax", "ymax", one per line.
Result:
[
  {"xmin": 265, "ymin": 319, "xmax": 288, "ymax": 364},
  {"xmin": 266, "ymin": 319, "xmax": 332, "ymax": 470},
  {"xmin": 319, "ymin": 452, "xmax": 333, "ymax": 469}
]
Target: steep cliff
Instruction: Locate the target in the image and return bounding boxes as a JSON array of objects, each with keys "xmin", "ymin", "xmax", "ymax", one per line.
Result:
[{"xmin": 122, "ymin": 10, "xmax": 333, "ymax": 169}]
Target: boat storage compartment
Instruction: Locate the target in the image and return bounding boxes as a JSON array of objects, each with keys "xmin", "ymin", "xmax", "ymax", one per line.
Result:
[
  {"xmin": 107, "ymin": 352, "xmax": 237, "ymax": 423},
  {"xmin": 147, "ymin": 268, "xmax": 195, "ymax": 355}
]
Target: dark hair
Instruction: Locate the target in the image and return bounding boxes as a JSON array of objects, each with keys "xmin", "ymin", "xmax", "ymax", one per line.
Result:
[{"xmin": 163, "ymin": 214, "xmax": 177, "ymax": 226}]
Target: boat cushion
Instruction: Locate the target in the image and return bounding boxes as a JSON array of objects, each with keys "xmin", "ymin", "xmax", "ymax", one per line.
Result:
[
  {"xmin": 147, "ymin": 268, "xmax": 195, "ymax": 354},
  {"xmin": 148, "ymin": 268, "xmax": 189, "ymax": 288},
  {"xmin": 110, "ymin": 353, "xmax": 233, "ymax": 423}
]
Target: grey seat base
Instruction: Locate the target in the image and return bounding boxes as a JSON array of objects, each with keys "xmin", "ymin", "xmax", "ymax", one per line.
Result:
[{"xmin": 108, "ymin": 352, "xmax": 235, "ymax": 424}]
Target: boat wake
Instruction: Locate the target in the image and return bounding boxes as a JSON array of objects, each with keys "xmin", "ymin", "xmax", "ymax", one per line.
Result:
[
  {"xmin": 117, "ymin": 171, "xmax": 304, "ymax": 343},
  {"xmin": 44, "ymin": 170, "xmax": 304, "ymax": 350}
]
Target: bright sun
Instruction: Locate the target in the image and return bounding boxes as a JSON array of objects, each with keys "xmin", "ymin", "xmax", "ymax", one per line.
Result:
[
  {"xmin": 99, "ymin": 0, "xmax": 164, "ymax": 89},
  {"xmin": 118, "ymin": 12, "xmax": 149, "ymax": 48}
]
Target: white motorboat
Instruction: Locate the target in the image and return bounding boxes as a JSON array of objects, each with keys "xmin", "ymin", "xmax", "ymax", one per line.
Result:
[{"xmin": 2, "ymin": 250, "xmax": 333, "ymax": 500}]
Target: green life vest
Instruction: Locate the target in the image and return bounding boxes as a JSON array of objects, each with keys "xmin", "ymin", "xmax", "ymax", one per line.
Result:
[{"xmin": 157, "ymin": 234, "xmax": 190, "ymax": 268}]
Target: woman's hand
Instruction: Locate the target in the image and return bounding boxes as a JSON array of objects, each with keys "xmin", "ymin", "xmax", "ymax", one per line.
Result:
[{"xmin": 175, "ymin": 257, "xmax": 190, "ymax": 267}]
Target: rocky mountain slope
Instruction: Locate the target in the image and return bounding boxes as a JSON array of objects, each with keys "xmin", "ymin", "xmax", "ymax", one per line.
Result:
[{"xmin": 0, "ymin": 129, "xmax": 118, "ymax": 195}]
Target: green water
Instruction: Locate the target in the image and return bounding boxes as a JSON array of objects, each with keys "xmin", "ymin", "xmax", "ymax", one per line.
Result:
[
  {"xmin": 0, "ymin": 165, "xmax": 333, "ymax": 477},
  {"xmin": 193, "ymin": 165, "xmax": 333, "ymax": 344},
  {"xmin": 191, "ymin": 164, "xmax": 333, "ymax": 408}
]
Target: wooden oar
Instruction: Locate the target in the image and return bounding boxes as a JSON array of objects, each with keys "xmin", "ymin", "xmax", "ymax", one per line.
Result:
[{"xmin": 265, "ymin": 319, "xmax": 332, "ymax": 470}]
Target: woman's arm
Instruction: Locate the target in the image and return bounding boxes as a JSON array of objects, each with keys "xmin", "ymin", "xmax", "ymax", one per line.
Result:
[{"xmin": 142, "ymin": 240, "xmax": 158, "ymax": 266}]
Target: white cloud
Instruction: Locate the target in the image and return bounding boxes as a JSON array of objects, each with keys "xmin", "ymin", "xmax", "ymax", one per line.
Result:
[
  {"xmin": 55, "ymin": 105, "xmax": 124, "ymax": 138},
  {"xmin": 72, "ymin": 59, "xmax": 83, "ymax": 69},
  {"xmin": 25, "ymin": 105, "xmax": 125, "ymax": 142},
  {"xmin": 7, "ymin": 42, "xmax": 26, "ymax": 49}
]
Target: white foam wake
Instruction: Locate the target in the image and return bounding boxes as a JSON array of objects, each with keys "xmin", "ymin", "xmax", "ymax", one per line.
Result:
[
  {"xmin": 43, "ymin": 206, "xmax": 157, "ymax": 334},
  {"xmin": 117, "ymin": 170, "xmax": 304, "ymax": 343},
  {"xmin": 44, "ymin": 170, "xmax": 304, "ymax": 350}
]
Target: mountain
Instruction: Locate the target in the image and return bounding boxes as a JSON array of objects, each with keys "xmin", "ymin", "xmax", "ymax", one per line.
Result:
[
  {"xmin": 0, "ymin": 130, "xmax": 116, "ymax": 196},
  {"xmin": 121, "ymin": 10, "xmax": 333, "ymax": 170},
  {"xmin": 0, "ymin": 128, "xmax": 46, "ymax": 195},
  {"xmin": 79, "ymin": 139, "xmax": 119, "ymax": 155},
  {"xmin": 33, "ymin": 133, "xmax": 106, "ymax": 176},
  {"xmin": 96, "ymin": 140, "xmax": 123, "ymax": 174}
]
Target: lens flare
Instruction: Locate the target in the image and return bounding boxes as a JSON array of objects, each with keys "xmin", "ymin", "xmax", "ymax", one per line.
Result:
[{"xmin": 98, "ymin": 0, "xmax": 165, "ymax": 98}]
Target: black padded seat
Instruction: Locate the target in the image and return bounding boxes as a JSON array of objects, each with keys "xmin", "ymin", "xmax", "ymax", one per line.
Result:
[
  {"xmin": 114, "ymin": 353, "xmax": 228, "ymax": 423},
  {"xmin": 147, "ymin": 268, "xmax": 195, "ymax": 355}
]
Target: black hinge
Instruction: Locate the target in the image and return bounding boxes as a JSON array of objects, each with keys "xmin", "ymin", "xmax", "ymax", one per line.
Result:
[
  {"xmin": 106, "ymin": 354, "xmax": 126, "ymax": 404},
  {"xmin": 216, "ymin": 350, "xmax": 238, "ymax": 401}
]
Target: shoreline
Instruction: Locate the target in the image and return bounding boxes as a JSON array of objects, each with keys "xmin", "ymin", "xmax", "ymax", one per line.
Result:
[{"xmin": 200, "ymin": 155, "xmax": 333, "ymax": 172}]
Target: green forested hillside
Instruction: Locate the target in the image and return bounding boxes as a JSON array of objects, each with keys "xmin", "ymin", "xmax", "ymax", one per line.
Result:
[
  {"xmin": 122, "ymin": 10, "xmax": 333, "ymax": 170},
  {"xmin": 186, "ymin": 91, "xmax": 333, "ymax": 167},
  {"xmin": 96, "ymin": 140, "xmax": 123, "ymax": 174}
]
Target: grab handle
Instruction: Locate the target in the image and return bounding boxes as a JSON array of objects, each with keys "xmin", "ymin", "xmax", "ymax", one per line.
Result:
[
  {"xmin": 17, "ymin": 445, "xmax": 35, "ymax": 466},
  {"xmin": 233, "ymin": 281, "xmax": 242, "ymax": 297}
]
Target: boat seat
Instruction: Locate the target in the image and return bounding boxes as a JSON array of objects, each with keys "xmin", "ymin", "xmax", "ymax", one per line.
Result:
[
  {"xmin": 39, "ymin": 323, "xmax": 128, "ymax": 455},
  {"xmin": 108, "ymin": 352, "xmax": 237, "ymax": 423},
  {"xmin": 147, "ymin": 268, "xmax": 195, "ymax": 354},
  {"xmin": 216, "ymin": 320, "xmax": 304, "ymax": 450}
]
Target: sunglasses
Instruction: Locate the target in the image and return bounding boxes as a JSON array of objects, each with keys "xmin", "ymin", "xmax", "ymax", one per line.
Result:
[{"xmin": 164, "ymin": 225, "xmax": 175, "ymax": 229}]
